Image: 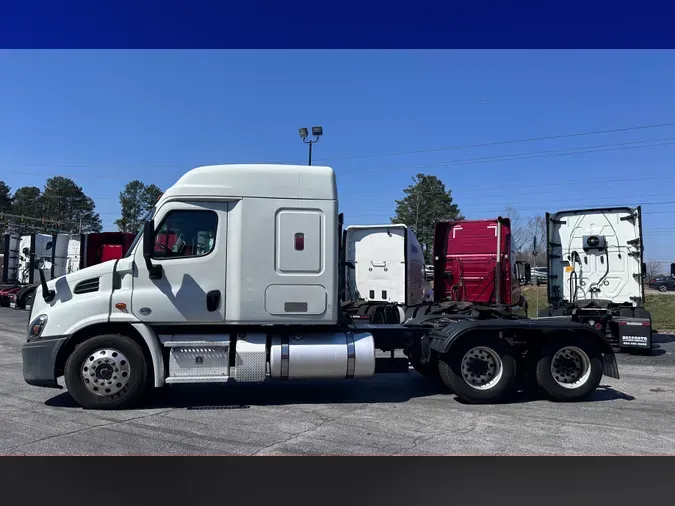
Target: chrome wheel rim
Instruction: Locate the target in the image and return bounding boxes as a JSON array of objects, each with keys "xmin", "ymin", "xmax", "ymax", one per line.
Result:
[
  {"xmin": 460, "ymin": 346, "xmax": 504, "ymax": 390},
  {"xmin": 550, "ymin": 346, "xmax": 591, "ymax": 389},
  {"xmin": 81, "ymin": 348, "xmax": 131, "ymax": 397}
]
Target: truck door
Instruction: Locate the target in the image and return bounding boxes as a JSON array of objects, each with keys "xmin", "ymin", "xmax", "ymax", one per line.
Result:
[{"xmin": 131, "ymin": 201, "xmax": 227, "ymax": 323}]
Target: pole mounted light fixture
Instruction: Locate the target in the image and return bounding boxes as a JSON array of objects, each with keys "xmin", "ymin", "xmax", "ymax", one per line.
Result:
[{"xmin": 298, "ymin": 125, "xmax": 323, "ymax": 165}]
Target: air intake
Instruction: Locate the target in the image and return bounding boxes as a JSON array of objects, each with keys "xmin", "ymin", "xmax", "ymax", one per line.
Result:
[{"xmin": 73, "ymin": 277, "xmax": 100, "ymax": 294}]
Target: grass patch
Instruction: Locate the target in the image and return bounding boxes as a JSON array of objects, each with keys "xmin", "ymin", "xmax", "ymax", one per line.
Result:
[{"xmin": 521, "ymin": 285, "xmax": 675, "ymax": 331}]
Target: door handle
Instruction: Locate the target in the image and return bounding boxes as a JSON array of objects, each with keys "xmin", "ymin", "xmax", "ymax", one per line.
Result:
[{"xmin": 206, "ymin": 290, "xmax": 221, "ymax": 312}]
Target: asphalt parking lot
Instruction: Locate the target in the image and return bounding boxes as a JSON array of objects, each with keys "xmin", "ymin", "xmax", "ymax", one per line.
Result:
[{"xmin": 2, "ymin": 307, "xmax": 675, "ymax": 455}]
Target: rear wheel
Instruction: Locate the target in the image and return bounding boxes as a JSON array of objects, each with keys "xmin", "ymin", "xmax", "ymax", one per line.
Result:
[
  {"xmin": 438, "ymin": 336, "xmax": 517, "ymax": 404},
  {"xmin": 535, "ymin": 337, "xmax": 603, "ymax": 401},
  {"xmin": 407, "ymin": 342, "xmax": 443, "ymax": 385},
  {"xmin": 64, "ymin": 334, "xmax": 150, "ymax": 410},
  {"xmin": 15, "ymin": 286, "xmax": 35, "ymax": 309}
]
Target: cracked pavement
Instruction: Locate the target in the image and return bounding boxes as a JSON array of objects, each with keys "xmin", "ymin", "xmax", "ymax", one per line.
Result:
[{"xmin": 3, "ymin": 307, "xmax": 675, "ymax": 455}]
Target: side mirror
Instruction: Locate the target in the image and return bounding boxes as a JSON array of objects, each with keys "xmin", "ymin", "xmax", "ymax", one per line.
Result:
[
  {"xmin": 142, "ymin": 220, "xmax": 162, "ymax": 280},
  {"xmin": 143, "ymin": 220, "xmax": 155, "ymax": 260},
  {"xmin": 642, "ymin": 262, "xmax": 647, "ymax": 279}
]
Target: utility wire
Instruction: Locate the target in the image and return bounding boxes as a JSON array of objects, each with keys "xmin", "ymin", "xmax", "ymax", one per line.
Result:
[
  {"xmin": 351, "ymin": 194, "xmax": 675, "ymax": 215},
  {"xmin": 2, "ymin": 120, "xmax": 675, "ymax": 175},
  {"xmin": 308, "ymin": 121, "xmax": 675, "ymax": 163}
]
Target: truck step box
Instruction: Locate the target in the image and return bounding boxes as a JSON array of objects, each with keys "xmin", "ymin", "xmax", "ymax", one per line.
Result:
[{"xmin": 167, "ymin": 344, "xmax": 230, "ymax": 380}]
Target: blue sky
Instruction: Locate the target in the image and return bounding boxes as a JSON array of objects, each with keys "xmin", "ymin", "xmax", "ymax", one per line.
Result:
[{"xmin": 1, "ymin": 50, "xmax": 675, "ymax": 264}]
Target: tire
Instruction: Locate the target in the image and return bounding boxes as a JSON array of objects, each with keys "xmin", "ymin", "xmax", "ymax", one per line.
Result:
[
  {"xmin": 659, "ymin": 284, "xmax": 668, "ymax": 293},
  {"xmin": 24, "ymin": 291, "xmax": 35, "ymax": 311},
  {"xmin": 15, "ymin": 286, "xmax": 34, "ymax": 309},
  {"xmin": 410, "ymin": 354, "xmax": 443, "ymax": 384},
  {"xmin": 64, "ymin": 334, "xmax": 151, "ymax": 410},
  {"xmin": 535, "ymin": 336, "xmax": 603, "ymax": 402},
  {"xmin": 407, "ymin": 343, "xmax": 444, "ymax": 385},
  {"xmin": 437, "ymin": 336, "xmax": 517, "ymax": 404}
]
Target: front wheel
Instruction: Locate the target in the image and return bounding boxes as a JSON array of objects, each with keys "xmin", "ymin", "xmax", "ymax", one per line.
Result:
[
  {"xmin": 659, "ymin": 284, "xmax": 668, "ymax": 293},
  {"xmin": 64, "ymin": 334, "xmax": 151, "ymax": 410},
  {"xmin": 535, "ymin": 337, "xmax": 603, "ymax": 401},
  {"xmin": 438, "ymin": 336, "xmax": 517, "ymax": 404}
]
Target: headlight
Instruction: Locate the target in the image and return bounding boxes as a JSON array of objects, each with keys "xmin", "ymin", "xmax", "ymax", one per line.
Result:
[{"xmin": 28, "ymin": 314, "xmax": 48, "ymax": 340}]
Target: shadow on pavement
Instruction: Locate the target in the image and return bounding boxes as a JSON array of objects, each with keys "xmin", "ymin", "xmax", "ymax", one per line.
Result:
[
  {"xmin": 453, "ymin": 384, "xmax": 635, "ymax": 406},
  {"xmin": 45, "ymin": 374, "xmax": 449, "ymax": 410},
  {"xmin": 653, "ymin": 333, "xmax": 675, "ymax": 344},
  {"xmin": 45, "ymin": 374, "xmax": 635, "ymax": 410}
]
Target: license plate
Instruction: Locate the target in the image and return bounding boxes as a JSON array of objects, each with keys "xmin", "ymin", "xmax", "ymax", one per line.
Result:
[{"xmin": 9, "ymin": 302, "xmax": 16, "ymax": 308}]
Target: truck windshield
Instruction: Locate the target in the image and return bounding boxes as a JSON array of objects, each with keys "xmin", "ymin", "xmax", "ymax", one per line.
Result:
[{"xmin": 123, "ymin": 207, "xmax": 157, "ymax": 258}]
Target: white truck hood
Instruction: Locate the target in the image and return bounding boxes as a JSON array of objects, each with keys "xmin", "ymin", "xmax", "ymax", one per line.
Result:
[{"xmin": 30, "ymin": 260, "xmax": 118, "ymax": 319}]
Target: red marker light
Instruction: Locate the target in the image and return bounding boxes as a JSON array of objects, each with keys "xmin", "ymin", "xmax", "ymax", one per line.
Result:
[{"xmin": 294, "ymin": 233, "xmax": 305, "ymax": 251}]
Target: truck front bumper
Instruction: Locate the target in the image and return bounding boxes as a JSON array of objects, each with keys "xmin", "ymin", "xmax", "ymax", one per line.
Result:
[{"xmin": 22, "ymin": 336, "xmax": 69, "ymax": 389}]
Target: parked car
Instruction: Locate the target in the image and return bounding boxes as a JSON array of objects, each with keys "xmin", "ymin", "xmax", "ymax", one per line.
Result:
[
  {"xmin": 648, "ymin": 276, "xmax": 675, "ymax": 292},
  {"xmin": 532, "ymin": 267, "xmax": 548, "ymax": 285}
]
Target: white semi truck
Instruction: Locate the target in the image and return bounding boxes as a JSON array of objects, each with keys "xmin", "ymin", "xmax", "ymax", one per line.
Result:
[
  {"xmin": 342, "ymin": 224, "xmax": 426, "ymax": 324},
  {"xmin": 541, "ymin": 206, "xmax": 652, "ymax": 354},
  {"xmin": 22, "ymin": 164, "xmax": 620, "ymax": 410}
]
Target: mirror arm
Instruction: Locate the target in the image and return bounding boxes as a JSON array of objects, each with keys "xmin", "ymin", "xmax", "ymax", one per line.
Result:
[{"xmin": 38, "ymin": 266, "xmax": 55, "ymax": 303}]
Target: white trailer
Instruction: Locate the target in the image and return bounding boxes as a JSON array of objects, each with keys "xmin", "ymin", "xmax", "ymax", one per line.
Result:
[
  {"xmin": 543, "ymin": 206, "xmax": 652, "ymax": 354},
  {"xmin": 22, "ymin": 164, "xmax": 620, "ymax": 410}
]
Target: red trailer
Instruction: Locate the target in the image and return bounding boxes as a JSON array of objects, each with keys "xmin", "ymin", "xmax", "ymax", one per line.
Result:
[{"xmin": 81, "ymin": 232, "xmax": 136, "ymax": 269}]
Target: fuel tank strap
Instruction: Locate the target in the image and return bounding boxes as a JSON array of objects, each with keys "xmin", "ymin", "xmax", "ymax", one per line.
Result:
[
  {"xmin": 345, "ymin": 331, "xmax": 356, "ymax": 379},
  {"xmin": 280, "ymin": 335, "xmax": 290, "ymax": 380}
]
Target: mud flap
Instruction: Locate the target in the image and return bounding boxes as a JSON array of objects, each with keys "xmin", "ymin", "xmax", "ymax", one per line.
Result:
[
  {"xmin": 602, "ymin": 353, "xmax": 620, "ymax": 379},
  {"xmin": 616, "ymin": 318, "xmax": 652, "ymax": 351}
]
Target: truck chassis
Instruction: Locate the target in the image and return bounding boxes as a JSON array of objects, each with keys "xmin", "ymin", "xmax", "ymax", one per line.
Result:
[{"xmin": 25, "ymin": 310, "xmax": 620, "ymax": 410}]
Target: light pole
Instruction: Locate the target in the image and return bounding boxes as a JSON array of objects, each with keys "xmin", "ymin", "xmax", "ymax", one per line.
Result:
[{"xmin": 298, "ymin": 126, "xmax": 323, "ymax": 165}]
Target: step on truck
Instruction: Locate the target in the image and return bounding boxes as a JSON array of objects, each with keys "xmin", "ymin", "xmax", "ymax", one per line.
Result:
[
  {"xmin": 541, "ymin": 206, "xmax": 652, "ymax": 354},
  {"xmin": 342, "ymin": 218, "xmax": 530, "ymax": 325},
  {"xmin": 22, "ymin": 164, "xmax": 619, "ymax": 409}
]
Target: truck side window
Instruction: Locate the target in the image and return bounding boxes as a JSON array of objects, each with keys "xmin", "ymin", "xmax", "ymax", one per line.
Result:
[{"xmin": 153, "ymin": 210, "xmax": 218, "ymax": 259}]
